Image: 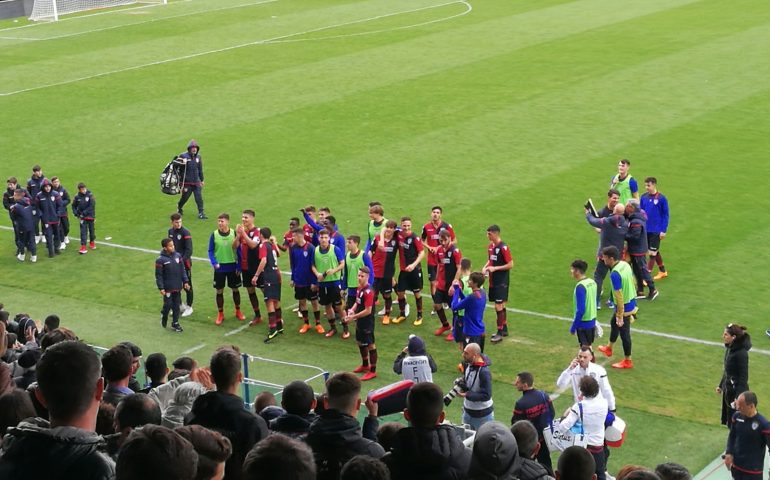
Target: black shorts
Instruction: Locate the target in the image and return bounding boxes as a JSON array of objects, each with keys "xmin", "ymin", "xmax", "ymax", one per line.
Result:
[
  {"xmin": 294, "ymin": 285, "xmax": 318, "ymax": 301},
  {"xmin": 373, "ymin": 277, "xmax": 393, "ymax": 296},
  {"xmin": 318, "ymin": 284, "xmax": 342, "ymax": 306},
  {"xmin": 345, "ymin": 288, "xmax": 357, "ymax": 310},
  {"xmin": 355, "ymin": 317, "xmax": 375, "ymax": 346},
  {"xmin": 213, "ymin": 270, "xmax": 242, "ymax": 290},
  {"xmin": 397, "ymin": 269, "xmax": 423, "ymax": 292},
  {"xmin": 489, "ymin": 284, "xmax": 509, "ymax": 303},
  {"xmin": 242, "ymin": 269, "xmax": 264, "ymax": 288},
  {"xmin": 262, "ymin": 276, "xmax": 281, "ymax": 301},
  {"xmin": 432, "ymin": 289, "xmax": 450, "ymax": 306},
  {"xmin": 427, "ymin": 265, "xmax": 438, "ymax": 282},
  {"xmin": 647, "ymin": 232, "xmax": 661, "ymax": 252}
]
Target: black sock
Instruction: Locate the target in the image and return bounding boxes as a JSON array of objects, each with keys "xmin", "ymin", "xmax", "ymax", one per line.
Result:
[
  {"xmin": 301, "ymin": 310, "xmax": 309, "ymax": 324},
  {"xmin": 276, "ymin": 308, "xmax": 282, "ymax": 322},
  {"xmin": 216, "ymin": 293, "xmax": 224, "ymax": 312},
  {"xmin": 398, "ymin": 297, "xmax": 407, "ymax": 315},
  {"xmin": 369, "ymin": 349, "xmax": 378, "ymax": 372},
  {"xmin": 314, "ymin": 310, "xmax": 321, "ymax": 323},
  {"xmin": 359, "ymin": 346, "xmax": 369, "ymax": 366},
  {"xmin": 248, "ymin": 291, "xmax": 260, "ymax": 311},
  {"xmin": 384, "ymin": 295, "xmax": 392, "ymax": 315},
  {"xmin": 416, "ymin": 297, "xmax": 423, "ymax": 316},
  {"xmin": 437, "ymin": 308, "xmax": 448, "ymax": 326},
  {"xmin": 232, "ymin": 290, "xmax": 241, "ymax": 309}
]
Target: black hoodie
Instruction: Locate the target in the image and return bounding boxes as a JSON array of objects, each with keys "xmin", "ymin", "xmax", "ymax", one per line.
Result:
[
  {"xmin": 186, "ymin": 391, "xmax": 268, "ymax": 480},
  {"xmin": 0, "ymin": 417, "xmax": 115, "ymax": 480},
  {"xmin": 269, "ymin": 412, "xmax": 317, "ymax": 439},
  {"xmin": 384, "ymin": 425, "xmax": 471, "ymax": 480}
]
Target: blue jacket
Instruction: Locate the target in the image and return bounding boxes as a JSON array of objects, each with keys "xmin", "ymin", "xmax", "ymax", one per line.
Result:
[
  {"xmin": 451, "ymin": 288, "xmax": 486, "ymax": 336},
  {"xmin": 168, "ymin": 227, "xmax": 193, "ymax": 268},
  {"xmin": 72, "ymin": 190, "xmax": 95, "ymax": 219},
  {"xmin": 640, "ymin": 192, "xmax": 669, "ymax": 234},
  {"xmin": 726, "ymin": 411, "xmax": 770, "ymax": 475},
  {"xmin": 26, "ymin": 175, "xmax": 45, "ymax": 197},
  {"xmin": 10, "ymin": 200, "xmax": 35, "ymax": 232},
  {"xmin": 625, "ymin": 210, "xmax": 648, "ymax": 256},
  {"xmin": 53, "ymin": 186, "xmax": 70, "ymax": 217},
  {"xmin": 35, "ymin": 188, "xmax": 61, "ymax": 225},
  {"xmin": 155, "ymin": 250, "xmax": 189, "ymax": 292},
  {"xmin": 173, "ymin": 142, "xmax": 204, "ymax": 185}
]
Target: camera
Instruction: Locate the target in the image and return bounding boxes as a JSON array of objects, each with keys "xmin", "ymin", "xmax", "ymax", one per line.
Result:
[{"xmin": 443, "ymin": 377, "xmax": 468, "ymax": 406}]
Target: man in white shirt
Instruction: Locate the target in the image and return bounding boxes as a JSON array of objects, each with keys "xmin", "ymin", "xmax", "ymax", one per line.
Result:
[
  {"xmin": 556, "ymin": 346, "xmax": 616, "ymax": 411},
  {"xmin": 557, "ymin": 376, "xmax": 609, "ymax": 480}
]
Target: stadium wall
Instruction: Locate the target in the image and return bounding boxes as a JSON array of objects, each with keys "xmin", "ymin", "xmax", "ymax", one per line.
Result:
[{"xmin": 0, "ymin": 0, "xmax": 34, "ymax": 20}]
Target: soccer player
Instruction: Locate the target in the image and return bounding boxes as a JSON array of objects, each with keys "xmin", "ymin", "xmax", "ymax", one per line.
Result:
[
  {"xmin": 168, "ymin": 213, "xmax": 194, "ymax": 317},
  {"xmin": 302, "ymin": 207, "xmax": 338, "ymax": 246},
  {"xmin": 208, "ymin": 213, "xmax": 245, "ymax": 326},
  {"xmin": 452, "ymin": 271, "xmax": 487, "ymax": 352},
  {"xmin": 421, "ymin": 206, "xmax": 456, "ymax": 297},
  {"xmin": 449, "ymin": 258, "xmax": 473, "ymax": 347},
  {"xmin": 641, "ymin": 177, "xmax": 670, "ymax": 281},
  {"xmin": 434, "ymin": 230, "xmax": 462, "ymax": 338},
  {"xmin": 483, "ymin": 225, "xmax": 514, "ymax": 344},
  {"xmin": 610, "ymin": 158, "xmax": 638, "ymax": 205},
  {"xmin": 9, "ymin": 189, "xmax": 36, "ymax": 263},
  {"xmin": 174, "ymin": 140, "xmax": 207, "ymax": 220},
  {"xmin": 35, "ymin": 179, "xmax": 62, "ymax": 258},
  {"xmin": 344, "ymin": 235, "xmax": 374, "ymax": 311},
  {"xmin": 311, "ymin": 229, "xmax": 347, "ymax": 338},
  {"xmin": 301, "ymin": 206, "xmax": 318, "ymax": 243},
  {"xmin": 253, "ymin": 228, "xmax": 283, "ymax": 343},
  {"xmin": 155, "ymin": 238, "xmax": 190, "ymax": 332},
  {"xmin": 366, "ymin": 203, "xmax": 387, "ymax": 251},
  {"xmin": 26, "ymin": 165, "xmax": 45, "ymax": 243},
  {"xmin": 289, "ymin": 227, "xmax": 324, "ymax": 334},
  {"xmin": 4, "ymin": 177, "xmax": 30, "ymax": 257},
  {"xmin": 597, "ymin": 246, "xmax": 638, "ymax": 369},
  {"xmin": 345, "ymin": 266, "xmax": 378, "ymax": 381},
  {"xmin": 50, "ymin": 177, "xmax": 71, "ymax": 250},
  {"xmin": 236, "ymin": 210, "xmax": 263, "ymax": 325},
  {"xmin": 570, "ymin": 259, "xmax": 598, "ymax": 346},
  {"xmin": 371, "ymin": 220, "xmax": 399, "ymax": 325},
  {"xmin": 71, "ymin": 182, "xmax": 96, "ymax": 254},
  {"xmin": 395, "ymin": 216, "xmax": 425, "ymax": 325},
  {"xmin": 278, "ymin": 217, "xmax": 302, "ymax": 252},
  {"xmin": 324, "ymin": 216, "xmax": 345, "ymax": 253}
]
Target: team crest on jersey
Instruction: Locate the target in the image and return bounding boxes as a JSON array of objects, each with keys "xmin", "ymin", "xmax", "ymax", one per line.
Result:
[
  {"xmin": 50, "ymin": 196, "xmax": 55, "ymax": 201},
  {"xmin": 752, "ymin": 421, "xmax": 759, "ymax": 430},
  {"xmin": 303, "ymin": 251, "xmax": 308, "ymax": 257},
  {"xmin": 175, "ymin": 257, "xmax": 180, "ymax": 263},
  {"xmin": 653, "ymin": 199, "xmax": 658, "ymax": 205},
  {"xmin": 495, "ymin": 248, "xmax": 500, "ymax": 254},
  {"xmin": 177, "ymin": 234, "xmax": 182, "ymax": 240}
]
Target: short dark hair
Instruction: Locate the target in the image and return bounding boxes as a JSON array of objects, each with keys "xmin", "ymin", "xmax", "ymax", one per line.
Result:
[
  {"xmin": 607, "ymin": 188, "xmax": 620, "ymax": 198},
  {"xmin": 218, "ymin": 213, "xmax": 230, "ymax": 220},
  {"xmin": 469, "ymin": 272, "xmax": 485, "ymax": 288},
  {"xmin": 400, "ymin": 216, "xmax": 411, "ymax": 223},
  {"xmin": 175, "ymin": 425, "xmax": 233, "ymax": 480},
  {"xmin": 557, "ymin": 446, "xmax": 596, "ymax": 480},
  {"xmin": 325, "ymin": 372, "xmax": 361, "ymax": 412},
  {"xmin": 431, "ymin": 206, "xmax": 442, "ymax": 213},
  {"xmin": 210, "ymin": 348, "xmax": 241, "ymax": 391},
  {"xmin": 242, "ymin": 434, "xmax": 316, "ymax": 480},
  {"xmin": 326, "ymin": 215, "xmax": 337, "ymax": 226},
  {"xmin": 619, "ymin": 159, "xmax": 630, "ymax": 166},
  {"xmin": 96, "ymin": 401, "xmax": 117, "ymax": 436},
  {"xmin": 161, "ymin": 238, "xmax": 173, "ymax": 248},
  {"xmin": 385, "ymin": 220, "xmax": 397, "ymax": 229},
  {"xmin": 115, "ymin": 393, "xmax": 161, "ymax": 431},
  {"xmin": 741, "ymin": 391, "xmax": 758, "ymax": 407},
  {"xmin": 460, "ymin": 258, "xmax": 471, "ymax": 270},
  {"xmin": 243, "ymin": 209, "xmax": 255, "ymax": 217},
  {"xmin": 486, "ymin": 224, "xmax": 500, "ymax": 233},
  {"xmin": 116, "ymin": 425, "xmax": 198, "ymax": 480},
  {"xmin": 439, "ymin": 230, "xmax": 451, "ymax": 241},
  {"xmin": 654, "ymin": 463, "xmax": 691, "ymax": 480},
  {"xmin": 43, "ymin": 315, "xmax": 60, "ymax": 331},
  {"xmin": 282, "ymin": 381, "xmax": 314, "ymax": 415},
  {"xmin": 511, "ymin": 420, "xmax": 539, "ymax": 459},
  {"xmin": 601, "ymin": 246, "xmax": 620, "ymax": 260},
  {"xmin": 260, "ymin": 227, "xmax": 272, "ymax": 239},
  {"xmin": 358, "ymin": 265, "xmax": 370, "ymax": 275},
  {"xmin": 376, "ymin": 422, "xmax": 404, "ymax": 452},
  {"xmin": 0, "ymin": 388, "xmax": 36, "ymax": 435},
  {"xmin": 368, "ymin": 205, "xmax": 384, "ymax": 216},
  {"xmin": 348, "ymin": 235, "xmax": 360, "ymax": 245},
  {"xmin": 170, "ymin": 213, "xmax": 182, "ymax": 221},
  {"xmin": 145, "ymin": 353, "xmax": 167, "ymax": 384},
  {"xmin": 644, "ymin": 177, "xmax": 657, "ymax": 185},
  {"xmin": 291, "ymin": 227, "xmax": 304, "ymax": 236},
  {"xmin": 406, "ymin": 382, "xmax": 444, "ymax": 428},
  {"xmin": 32, "ymin": 165, "xmax": 41, "ymax": 172},
  {"xmin": 119, "ymin": 341, "xmax": 142, "ymax": 359},
  {"xmin": 289, "ymin": 217, "xmax": 300, "ymax": 225},
  {"xmin": 102, "ymin": 345, "xmax": 133, "ymax": 383},
  {"xmin": 318, "ymin": 229, "xmax": 330, "ymax": 238},
  {"xmin": 516, "ymin": 372, "xmax": 533, "ymax": 388},
  {"xmin": 340, "ymin": 456, "xmax": 390, "ymax": 480},
  {"xmin": 6, "ymin": 177, "xmax": 17, "ymax": 184},
  {"xmin": 255, "ymin": 391, "xmax": 276, "ymax": 413},
  {"xmin": 37, "ymin": 341, "xmax": 101, "ymax": 423},
  {"xmin": 571, "ymin": 260, "xmax": 588, "ymax": 274},
  {"xmin": 622, "ymin": 470, "xmax": 662, "ymax": 480},
  {"xmin": 579, "ymin": 376, "xmax": 599, "ymax": 398},
  {"xmin": 173, "ymin": 356, "xmax": 197, "ymax": 371},
  {"xmin": 77, "ymin": 182, "xmax": 86, "ymax": 189}
]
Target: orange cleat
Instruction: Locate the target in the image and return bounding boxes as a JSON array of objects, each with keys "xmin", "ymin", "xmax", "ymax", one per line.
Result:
[
  {"xmin": 393, "ymin": 316, "xmax": 406, "ymax": 324},
  {"xmin": 353, "ymin": 365, "xmax": 370, "ymax": 373},
  {"xmin": 341, "ymin": 331, "xmax": 351, "ymax": 339},
  {"xmin": 653, "ymin": 271, "xmax": 668, "ymax": 281},
  {"xmin": 597, "ymin": 345, "xmax": 613, "ymax": 357},
  {"xmin": 215, "ymin": 312, "xmax": 225, "ymax": 325},
  {"xmin": 361, "ymin": 372, "xmax": 378, "ymax": 381},
  {"xmin": 382, "ymin": 315, "xmax": 391, "ymax": 325},
  {"xmin": 315, "ymin": 323, "xmax": 326, "ymax": 334},
  {"xmin": 299, "ymin": 324, "xmax": 311, "ymax": 334},
  {"xmin": 434, "ymin": 325, "xmax": 451, "ymax": 336},
  {"xmin": 234, "ymin": 309, "xmax": 246, "ymax": 321},
  {"xmin": 612, "ymin": 359, "xmax": 634, "ymax": 369}
]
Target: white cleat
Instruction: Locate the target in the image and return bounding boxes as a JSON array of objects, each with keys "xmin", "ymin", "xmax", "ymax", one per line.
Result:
[
  {"xmin": 30, "ymin": 255, "xmax": 37, "ymax": 263},
  {"xmin": 181, "ymin": 306, "xmax": 194, "ymax": 317},
  {"xmin": 60, "ymin": 243, "xmax": 66, "ymax": 250},
  {"xmin": 16, "ymin": 253, "xmax": 24, "ymax": 262}
]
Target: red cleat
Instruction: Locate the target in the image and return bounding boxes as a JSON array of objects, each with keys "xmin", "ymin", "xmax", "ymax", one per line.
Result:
[
  {"xmin": 360, "ymin": 372, "xmax": 377, "ymax": 381},
  {"xmin": 89, "ymin": 241, "xmax": 96, "ymax": 250},
  {"xmin": 298, "ymin": 323, "xmax": 311, "ymax": 334},
  {"xmin": 353, "ymin": 365, "xmax": 370, "ymax": 373},
  {"xmin": 324, "ymin": 328, "xmax": 337, "ymax": 338},
  {"xmin": 234, "ymin": 309, "xmax": 246, "ymax": 321},
  {"xmin": 434, "ymin": 325, "xmax": 451, "ymax": 336},
  {"xmin": 612, "ymin": 359, "xmax": 634, "ymax": 369},
  {"xmin": 215, "ymin": 312, "xmax": 224, "ymax": 325},
  {"xmin": 249, "ymin": 316, "xmax": 262, "ymax": 327},
  {"xmin": 597, "ymin": 345, "xmax": 613, "ymax": 358},
  {"xmin": 341, "ymin": 331, "xmax": 351, "ymax": 339},
  {"xmin": 79, "ymin": 245, "xmax": 88, "ymax": 254},
  {"xmin": 445, "ymin": 333, "xmax": 455, "ymax": 342}
]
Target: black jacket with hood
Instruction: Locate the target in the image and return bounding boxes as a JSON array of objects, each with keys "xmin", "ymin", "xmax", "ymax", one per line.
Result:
[{"xmin": 383, "ymin": 424, "xmax": 471, "ymax": 480}]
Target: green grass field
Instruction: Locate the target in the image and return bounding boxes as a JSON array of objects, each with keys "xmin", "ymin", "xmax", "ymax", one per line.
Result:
[{"xmin": 2, "ymin": 0, "xmax": 770, "ymax": 473}]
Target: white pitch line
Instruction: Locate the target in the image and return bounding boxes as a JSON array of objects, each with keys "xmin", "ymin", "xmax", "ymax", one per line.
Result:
[
  {"xmin": 181, "ymin": 342, "xmax": 207, "ymax": 354},
  {"xmin": 0, "ymin": 0, "xmax": 468, "ymax": 97},
  {"xmin": 2, "ymin": 225, "xmax": 766, "ymax": 355},
  {"xmin": 224, "ymin": 325, "xmax": 249, "ymax": 336}
]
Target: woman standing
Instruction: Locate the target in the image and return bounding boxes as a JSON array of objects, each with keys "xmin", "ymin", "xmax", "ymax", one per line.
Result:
[{"xmin": 718, "ymin": 323, "xmax": 751, "ymax": 425}]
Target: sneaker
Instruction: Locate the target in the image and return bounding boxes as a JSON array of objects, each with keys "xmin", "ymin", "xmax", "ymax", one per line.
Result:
[
  {"xmin": 501, "ymin": 324, "xmax": 509, "ymax": 337},
  {"xmin": 430, "ymin": 310, "xmax": 436, "ymax": 316},
  {"xmin": 413, "ymin": 316, "xmax": 423, "ymax": 326},
  {"xmin": 171, "ymin": 324, "xmax": 184, "ymax": 333},
  {"xmin": 597, "ymin": 345, "xmax": 613, "ymax": 357},
  {"xmin": 766, "ymin": 329, "xmax": 770, "ymax": 338},
  {"xmin": 612, "ymin": 359, "xmax": 634, "ymax": 369},
  {"xmin": 215, "ymin": 312, "xmax": 225, "ymax": 325},
  {"xmin": 605, "ymin": 299, "xmax": 615, "ymax": 309},
  {"xmin": 160, "ymin": 316, "xmax": 168, "ymax": 328},
  {"xmin": 341, "ymin": 331, "xmax": 351, "ymax": 339},
  {"xmin": 382, "ymin": 315, "xmax": 391, "ymax": 325},
  {"xmin": 198, "ymin": 213, "xmax": 208, "ymax": 220},
  {"xmin": 434, "ymin": 325, "xmax": 451, "ymax": 336},
  {"xmin": 30, "ymin": 255, "xmax": 37, "ymax": 263},
  {"xmin": 315, "ymin": 323, "xmax": 326, "ymax": 334},
  {"xmin": 59, "ymin": 243, "xmax": 66, "ymax": 250},
  {"xmin": 393, "ymin": 316, "xmax": 406, "ymax": 324},
  {"xmin": 361, "ymin": 371, "xmax": 377, "ymax": 381},
  {"xmin": 490, "ymin": 333, "xmax": 503, "ymax": 343},
  {"xmin": 353, "ymin": 365, "xmax": 370, "ymax": 373},
  {"xmin": 16, "ymin": 253, "xmax": 24, "ymax": 262},
  {"xmin": 653, "ymin": 271, "xmax": 668, "ymax": 281},
  {"xmin": 63, "ymin": 236, "xmax": 70, "ymax": 245},
  {"xmin": 596, "ymin": 324, "xmax": 604, "ymax": 338},
  {"xmin": 181, "ymin": 306, "xmax": 194, "ymax": 317},
  {"xmin": 79, "ymin": 246, "xmax": 87, "ymax": 254},
  {"xmin": 445, "ymin": 333, "xmax": 455, "ymax": 342},
  {"xmin": 377, "ymin": 307, "xmax": 386, "ymax": 316},
  {"xmin": 299, "ymin": 323, "xmax": 311, "ymax": 334},
  {"xmin": 234, "ymin": 309, "xmax": 246, "ymax": 321},
  {"xmin": 636, "ymin": 292, "xmax": 647, "ymax": 300},
  {"xmin": 41, "ymin": 236, "xmax": 47, "ymax": 244},
  {"xmin": 89, "ymin": 241, "xmax": 96, "ymax": 250},
  {"xmin": 264, "ymin": 328, "xmax": 279, "ymax": 343},
  {"xmin": 648, "ymin": 290, "xmax": 660, "ymax": 301},
  {"xmin": 597, "ymin": 303, "xmax": 602, "ymax": 310},
  {"xmin": 35, "ymin": 235, "xmax": 41, "ymax": 244},
  {"xmin": 324, "ymin": 328, "xmax": 337, "ymax": 338}
]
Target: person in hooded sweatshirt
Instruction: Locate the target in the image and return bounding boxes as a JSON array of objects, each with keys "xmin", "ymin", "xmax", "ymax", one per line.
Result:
[
  {"xmin": 174, "ymin": 139, "xmax": 207, "ymax": 220},
  {"xmin": 383, "ymin": 382, "xmax": 471, "ymax": 479},
  {"xmin": 468, "ymin": 421, "xmax": 523, "ymax": 480},
  {"xmin": 186, "ymin": 346, "xmax": 268, "ymax": 480},
  {"xmin": 270, "ymin": 380, "xmax": 318, "ymax": 439},
  {"xmin": 306, "ymin": 371, "xmax": 384, "ymax": 480},
  {"xmin": 34, "ymin": 179, "xmax": 62, "ymax": 257},
  {"xmin": 624, "ymin": 199, "xmax": 658, "ymax": 300},
  {"xmin": 718, "ymin": 323, "xmax": 751, "ymax": 426},
  {"xmin": 9, "ymin": 188, "xmax": 37, "ymax": 262},
  {"xmin": 393, "ymin": 334, "xmax": 438, "ymax": 383}
]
